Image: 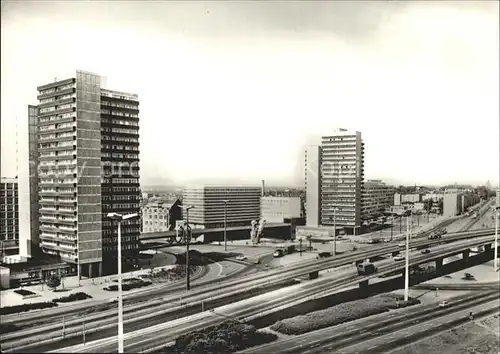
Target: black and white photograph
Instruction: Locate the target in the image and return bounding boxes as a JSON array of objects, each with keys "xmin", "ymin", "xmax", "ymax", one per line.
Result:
[{"xmin": 0, "ymin": 1, "xmax": 499, "ymax": 353}]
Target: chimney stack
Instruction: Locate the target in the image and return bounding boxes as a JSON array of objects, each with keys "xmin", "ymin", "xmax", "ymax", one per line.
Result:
[{"xmin": 262, "ymin": 180, "xmax": 265, "ymax": 196}]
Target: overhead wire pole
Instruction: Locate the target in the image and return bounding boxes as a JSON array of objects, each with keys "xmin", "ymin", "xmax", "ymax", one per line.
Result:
[
  {"xmin": 333, "ymin": 161, "xmax": 340, "ymax": 257},
  {"xmin": 180, "ymin": 205, "xmax": 195, "ymax": 291},
  {"xmin": 404, "ymin": 211, "xmax": 411, "ymax": 302},
  {"xmin": 223, "ymin": 200, "xmax": 229, "ymax": 251}
]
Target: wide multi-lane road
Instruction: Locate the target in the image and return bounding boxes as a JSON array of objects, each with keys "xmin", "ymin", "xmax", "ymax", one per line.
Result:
[
  {"xmin": 3, "ymin": 227, "xmax": 495, "ymax": 329},
  {"xmin": 243, "ymin": 290, "xmax": 499, "ymax": 354},
  {"xmin": 41, "ymin": 234, "xmax": 498, "ymax": 354},
  {"xmin": 1, "ymin": 229, "xmax": 496, "ymax": 351}
]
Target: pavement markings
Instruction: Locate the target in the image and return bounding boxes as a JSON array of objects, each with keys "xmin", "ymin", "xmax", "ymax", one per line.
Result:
[{"xmin": 216, "ymin": 262, "xmax": 224, "ymax": 276}]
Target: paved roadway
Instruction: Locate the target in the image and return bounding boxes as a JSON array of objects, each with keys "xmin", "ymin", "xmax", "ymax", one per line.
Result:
[
  {"xmin": 4, "ymin": 227, "xmax": 494, "ymax": 329},
  {"xmin": 45, "ymin": 235, "xmax": 498, "ymax": 353},
  {"xmin": 341, "ymin": 300, "xmax": 499, "ymax": 354},
  {"xmin": 0, "ymin": 230, "xmax": 494, "ymax": 352},
  {"xmin": 241, "ymin": 291, "xmax": 499, "ymax": 353}
]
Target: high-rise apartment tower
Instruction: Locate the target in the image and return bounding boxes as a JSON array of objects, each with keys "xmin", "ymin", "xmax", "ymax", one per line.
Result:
[
  {"xmin": 31, "ymin": 70, "xmax": 140, "ymax": 277},
  {"xmin": 304, "ymin": 129, "xmax": 364, "ymax": 234}
]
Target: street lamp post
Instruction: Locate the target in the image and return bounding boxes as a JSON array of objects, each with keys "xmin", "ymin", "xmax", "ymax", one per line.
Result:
[
  {"xmin": 333, "ymin": 165, "xmax": 340, "ymax": 257},
  {"xmin": 404, "ymin": 212, "xmax": 412, "ymax": 302},
  {"xmin": 333, "ymin": 210, "xmax": 337, "ymax": 257},
  {"xmin": 106, "ymin": 212, "xmax": 139, "ymax": 354},
  {"xmin": 494, "ymin": 205, "xmax": 499, "ymax": 271},
  {"xmin": 223, "ymin": 200, "xmax": 229, "ymax": 251}
]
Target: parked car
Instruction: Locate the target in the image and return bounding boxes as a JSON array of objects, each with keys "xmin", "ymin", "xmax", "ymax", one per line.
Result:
[
  {"xmin": 273, "ymin": 249, "xmax": 284, "ymax": 258},
  {"xmin": 317, "ymin": 251, "xmax": 332, "ymax": 259},
  {"xmin": 235, "ymin": 255, "xmax": 247, "ymax": 261},
  {"xmin": 421, "ymin": 249, "xmax": 431, "ymax": 254},
  {"xmin": 394, "ymin": 254, "xmax": 405, "ymax": 261},
  {"xmin": 428, "ymin": 232, "xmax": 441, "ymax": 240},
  {"xmin": 398, "ymin": 242, "xmax": 406, "ymax": 247}
]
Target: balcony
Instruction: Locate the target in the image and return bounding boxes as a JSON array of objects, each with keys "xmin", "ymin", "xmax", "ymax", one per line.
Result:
[{"xmin": 40, "ymin": 233, "xmax": 58, "ymax": 241}]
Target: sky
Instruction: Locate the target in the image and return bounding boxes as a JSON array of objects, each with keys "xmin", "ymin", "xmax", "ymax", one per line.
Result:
[{"xmin": 1, "ymin": 1, "xmax": 499, "ymax": 188}]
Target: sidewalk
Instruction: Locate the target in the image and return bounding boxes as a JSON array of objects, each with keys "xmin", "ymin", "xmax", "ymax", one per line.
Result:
[{"xmin": 0, "ymin": 265, "xmax": 176, "ymax": 308}]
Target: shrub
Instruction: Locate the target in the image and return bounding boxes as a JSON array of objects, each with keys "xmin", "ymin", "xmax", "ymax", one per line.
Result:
[
  {"xmin": 46, "ymin": 274, "xmax": 61, "ymax": 291},
  {"xmin": 104, "ymin": 279, "xmax": 152, "ymax": 292},
  {"xmin": 270, "ymin": 293, "xmax": 420, "ymax": 335},
  {"xmin": 0, "ymin": 323, "xmax": 19, "ymax": 334},
  {"xmin": 169, "ymin": 320, "xmax": 277, "ymax": 354},
  {"xmin": 52, "ymin": 292, "xmax": 92, "ymax": 303},
  {"xmin": 149, "ymin": 265, "xmax": 199, "ymax": 283},
  {"xmin": 14, "ymin": 289, "xmax": 36, "ymax": 296},
  {"xmin": 0, "ymin": 302, "xmax": 58, "ymax": 316}
]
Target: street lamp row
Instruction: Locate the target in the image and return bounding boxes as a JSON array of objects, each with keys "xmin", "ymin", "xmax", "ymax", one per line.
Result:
[{"xmin": 106, "ymin": 212, "xmax": 139, "ymax": 354}]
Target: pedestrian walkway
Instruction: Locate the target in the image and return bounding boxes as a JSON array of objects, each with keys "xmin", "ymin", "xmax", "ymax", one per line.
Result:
[{"xmin": 0, "ymin": 265, "xmax": 176, "ymax": 308}]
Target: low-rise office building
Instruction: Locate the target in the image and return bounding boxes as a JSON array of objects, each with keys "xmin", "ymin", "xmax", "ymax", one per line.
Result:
[
  {"xmin": 182, "ymin": 185, "xmax": 261, "ymax": 229},
  {"xmin": 394, "ymin": 193, "xmax": 422, "ymax": 205},
  {"xmin": 261, "ymin": 196, "xmax": 302, "ymax": 223},
  {"xmin": 141, "ymin": 198, "xmax": 182, "ymax": 233}
]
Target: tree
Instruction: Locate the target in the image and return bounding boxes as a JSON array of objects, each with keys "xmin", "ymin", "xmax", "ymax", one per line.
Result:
[
  {"xmin": 46, "ymin": 274, "xmax": 61, "ymax": 291},
  {"xmin": 438, "ymin": 199, "xmax": 444, "ymax": 214},
  {"xmin": 424, "ymin": 199, "xmax": 434, "ymax": 213}
]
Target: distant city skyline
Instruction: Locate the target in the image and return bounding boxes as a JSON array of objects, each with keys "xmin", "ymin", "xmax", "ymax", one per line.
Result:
[{"xmin": 1, "ymin": 1, "xmax": 499, "ymax": 187}]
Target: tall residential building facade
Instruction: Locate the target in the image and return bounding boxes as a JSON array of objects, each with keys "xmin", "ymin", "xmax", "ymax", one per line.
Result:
[
  {"xmin": 361, "ymin": 180, "xmax": 395, "ymax": 218},
  {"xmin": 304, "ymin": 129, "xmax": 364, "ymax": 234},
  {"xmin": 261, "ymin": 196, "xmax": 301, "ymax": 223},
  {"xmin": 182, "ymin": 186, "xmax": 261, "ymax": 229},
  {"xmin": 0, "ymin": 178, "xmax": 19, "ymax": 254},
  {"xmin": 100, "ymin": 87, "xmax": 141, "ymax": 275},
  {"xmin": 304, "ymin": 146, "xmax": 321, "ymax": 227},
  {"xmin": 33, "ymin": 70, "xmax": 140, "ymax": 277}
]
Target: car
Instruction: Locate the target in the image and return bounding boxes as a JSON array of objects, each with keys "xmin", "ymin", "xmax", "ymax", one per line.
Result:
[
  {"xmin": 398, "ymin": 242, "xmax": 406, "ymax": 247},
  {"xmin": 273, "ymin": 249, "xmax": 284, "ymax": 258},
  {"xmin": 235, "ymin": 255, "xmax": 247, "ymax": 261},
  {"xmin": 317, "ymin": 251, "xmax": 332, "ymax": 259},
  {"xmin": 421, "ymin": 249, "xmax": 431, "ymax": 254},
  {"xmin": 438, "ymin": 300, "xmax": 449, "ymax": 308},
  {"xmin": 394, "ymin": 254, "xmax": 405, "ymax": 261},
  {"xmin": 254, "ymin": 259, "xmax": 260, "ymax": 264}
]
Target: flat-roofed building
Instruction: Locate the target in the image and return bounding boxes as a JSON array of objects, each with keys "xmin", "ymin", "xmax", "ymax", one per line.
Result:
[
  {"xmin": 320, "ymin": 129, "xmax": 365, "ymax": 234},
  {"xmin": 31, "ymin": 70, "xmax": 141, "ymax": 277},
  {"xmin": 261, "ymin": 196, "xmax": 301, "ymax": 223},
  {"xmin": 361, "ymin": 180, "xmax": 394, "ymax": 218},
  {"xmin": 182, "ymin": 185, "xmax": 261, "ymax": 229},
  {"xmin": 142, "ymin": 198, "xmax": 182, "ymax": 232},
  {"xmin": 0, "ymin": 178, "xmax": 19, "ymax": 256}
]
